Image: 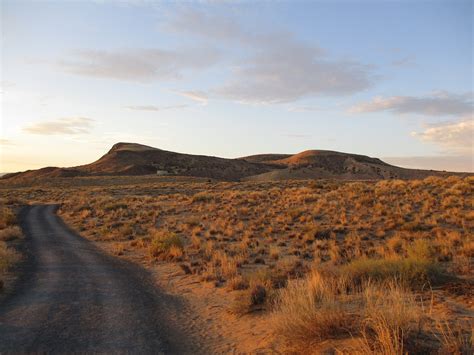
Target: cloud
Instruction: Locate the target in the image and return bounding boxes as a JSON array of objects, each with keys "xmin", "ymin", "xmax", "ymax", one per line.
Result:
[
  {"xmin": 391, "ymin": 55, "xmax": 416, "ymax": 67},
  {"xmin": 287, "ymin": 106, "xmax": 323, "ymax": 113},
  {"xmin": 23, "ymin": 117, "xmax": 94, "ymax": 135},
  {"xmin": 0, "ymin": 138, "xmax": 14, "ymax": 146},
  {"xmin": 172, "ymin": 90, "xmax": 209, "ymax": 105},
  {"xmin": 411, "ymin": 115, "xmax": 473, "ymax": 155},
  {"xmin": 126, "ymin": 104, "xmax": 191, "ymax": 111},
  {"xmin": 166, "ymin": 8, "xmax": 244, "ymax": 43},
  {"xmin": 168, "ymin": 9, "xmax": 374, "ymax": 104},
  {"xmin": 283, "ymin": 134, "xmax": 311, "ymax": 138},
  {"xmin": 59, "ymin": 48, "xmax": 220, "ymax": 83},
  {"xmin": 349, "ymin": 92, "xmax": 473, "ymax": 116},
  {"xmin": 0, "ymin": 81, "xmax": 15, "ymax": 94},
  {"xmin": 217, "ymin": 57, "xmax": 372, "ymax": 104}
]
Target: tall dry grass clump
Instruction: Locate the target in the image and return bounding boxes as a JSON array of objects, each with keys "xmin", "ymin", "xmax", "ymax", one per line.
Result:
[
  {"xmin": 341, "ymin": 240, "xmax": 442, "ymax": 289},
  {"xmin": 0, "ymin": 242, "xmax": 20, "ymax": 274},
  {"xmin": 273, "ymin": 267, "xmax": 434, "ymax": 353},
  {"xmin": 0, "ymin": 207, "xmax": 16, "ymax": 229},
  {"xmin": 0, "ymin": 226, "xmax": 22, "ymax": 242},
  {"xmin": 273, "ymin": 270, "xmax": 359, "ymax": 347},
  {"xmin": 358, "ymin": 282, "xmax": 422, "ymax": 354},
  {"xmin": 0, "ymin": 205, "xmax": 23, "ymax": 291},
  {"xmin": 434, "ymin": 320, "xmax": 473, "ymax": 355}
]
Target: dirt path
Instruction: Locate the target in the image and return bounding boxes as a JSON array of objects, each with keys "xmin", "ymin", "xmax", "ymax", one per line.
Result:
[{"xmin": 0, "ymin": 205, "xmax": 193, "ymax": 353}]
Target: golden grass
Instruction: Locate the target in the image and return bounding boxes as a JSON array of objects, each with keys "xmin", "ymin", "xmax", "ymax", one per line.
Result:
[
  {"xmin": 0, "ymin": 207, "xmax": 16, "ymax": 229},
  {"xmin": 1, "ymin": 175, "xmax": 472, "ymax": 351},
  {"xmin": 273, "ymin": 270, "xmax": 357, "ymax": 345},
  {"xmin": 434, "ymin": 319, "xmax": 473, "ymax": 355},
  {"xmin": 0, "ymin": 242, "xmax": 19, "ymax": 274},
  {"xmin": 272, "ymin": 268, "xmax": 446, "ymax": 354},
  {"xmin": 341, "ymin": 255, "xmax": 442, "ymax": 289},
  {"xmin": 148, "ymin": 230, "xmax": 183, "ymax": 260},
  {"xmin": 358, "ymin": 283, "xmax": 422, "ymax": 354},
  {"xmin": 0, "ymin": 205, "xmax": 23, "ymax": 292},
  {"xmin": 0, "ymin": 226, "xmax": 23, "ymax": 242}
]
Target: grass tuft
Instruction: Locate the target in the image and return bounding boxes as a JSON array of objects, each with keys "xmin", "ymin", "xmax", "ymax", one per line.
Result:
[{"xmin": 148, "ymin": 230, "xmax": 183, "ymax": 260}]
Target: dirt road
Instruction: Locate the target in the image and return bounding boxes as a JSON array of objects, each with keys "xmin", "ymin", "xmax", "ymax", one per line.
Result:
[{"xmin": 0, "ymin": 205, "xmax": 189, "ymax": 353}]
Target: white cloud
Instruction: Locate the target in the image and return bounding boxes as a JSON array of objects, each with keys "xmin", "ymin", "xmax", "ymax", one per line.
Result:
[
  {"xmin": 216, "ymin": 56, "xmax": 372, "ymax": 104},
  {"xmin": 0, "ymin": 138, "xmax": 14, "ymax": 146},
  {"xmin": 411, "ymin": 115, "xmax": 474, "ymax": 155},
  {"xmin": 172, "ymin": 90, "xmax": 209, "ymax": 105},
  {"xmin": 391, "ymin": 55, "xmax": 416, "ymax": 67},
  {"xmin": 59, "ymin": 48, "xmax": 220, "ymax": 83},
  {"xmin": 283, "ymin": 134, "xmax": 311, "ymax": 139},
  {"xmin": 126, "ymin": 104, "xmax": 191, "ymax": 111},
  {"xmin": 168, "ymin": 9, "xmax": 374, "ymax": 104},
  {"xmin": 23, "ymin": 117, "xmax": 94, "ymax": 135},
  {"xmin": 349, "ymin": 92, "xmax": 473, "ymax": 116},
  {"xmin": 166, "ymin": 8, "xmax": 244, "ymax": 43},
  {"xmin": 287, "ymin": 106, "xmax": 323, "ymax": 113}
]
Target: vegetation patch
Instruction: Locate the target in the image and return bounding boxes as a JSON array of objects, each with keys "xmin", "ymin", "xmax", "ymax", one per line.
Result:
[{"xmin": 148, "ymin": 230, "xmax": 183, "ymax": 260}]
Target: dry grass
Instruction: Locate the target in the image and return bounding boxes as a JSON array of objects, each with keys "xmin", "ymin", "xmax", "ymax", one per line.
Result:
[
  {"xmin": 434, "ymin": 319, "xmax": 473, "ymax": 355},
  {"xmin": 341, "ymin": 254, "xmax": 442, "ymax": 289},
  {"xmin": 273, "ymin": 270, "xmax": 357, "ymax": 345},
  {"xmin": 0, "ymin": 204, "xmax": 23, "ymax": 292},
  {"xmin": 0, "ymin": 226, "xmax": 23, "ymax": 242},
  {"xmin": 272, "ymin": 267, "xmax": 469, "ymax": 354},
  {"xmin": 0, "ymin": 242, "xmax": 20, "ymax": 274},
  {"xmin": 0, "ymin": 207, "xmax": 16, "ymax": 229},
  {"xmin": 358, "ymin": 283, "xmax": 423, "ymax": 354},
  {"xmin": 148, "ymin": 230, "xmax": 183, "ymax": 260},
  {"xmin": 1, "ymin": 175, "xmax": 472, "ymax": 351},
  {"xmin": 230, "ymin": 274, "xmax": 273, "ymax": 316}
]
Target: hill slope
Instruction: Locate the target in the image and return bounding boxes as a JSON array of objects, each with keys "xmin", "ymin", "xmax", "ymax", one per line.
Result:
[
  {"xmin": 2, "ymin": 143, "xmax": 469, "ymax": 182},
  {"xmin": 3, "ymin": 143, "xmax": 272, "ymax": 181},
  {"xmin": 242, "ymin": 150, "xmax": 459, "ymax": 181}
]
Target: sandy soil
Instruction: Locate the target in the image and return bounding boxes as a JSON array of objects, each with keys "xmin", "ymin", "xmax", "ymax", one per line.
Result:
[{"xmin": 98, "ymin": 240, "xmax": 280, "ymax": 354}]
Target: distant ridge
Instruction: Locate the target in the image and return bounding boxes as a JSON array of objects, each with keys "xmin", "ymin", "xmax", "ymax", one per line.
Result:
[{"xmin": 2, "ymin": 142, "xmax": 470, "ymax": 182}]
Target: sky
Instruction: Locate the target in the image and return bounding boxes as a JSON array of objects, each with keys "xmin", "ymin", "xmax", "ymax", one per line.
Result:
[{"xmin": 1, "ymin": 0, "xmax": 473, "ymax": 172}]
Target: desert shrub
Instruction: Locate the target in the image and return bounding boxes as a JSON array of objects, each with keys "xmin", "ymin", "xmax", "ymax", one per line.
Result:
[
  {"xmin": 309, "ymin": 180, "xmax": 324, "ymax": 189},
  {"xmin": 231, "ymin": 283, "xmax": 270, "ymax": 316},
  {"xmin": 358, "ymin": 282, "xmax": 423, "ymax": 354},
  {"xmin": 227, "ymin": 275, "xmax": 249, "ymax": 290},
  {"xmin": 273, "ymin": 269, "xmax": 432, "ymax": 353},
  {"xmin": 435, "ymin": 320, "xmax": 473, "ymax": 355},
  {"xmin": 168, "ymin": 245, "xmax": 184, "ymax": 259},
  {"xmin": 0, "ymin": 226, "xmax": 22, "ymax": 241},
  {"xmin": 103, "ymin": 202, "xmax": 128, "ymax": 212},
  {"xmin": 0, "ymin": 241, "xmax": 20, "ymax": 273},
  {"xmin": 269, "ymin": 246, "xmax": 280, "ymax": 260},
  {"xmin": 192, "ymin": 192, "xmax": 213, "ymax": 203},
  {"xmin": 273, "ymin": 270, "xmax": 358, "ymax": 347},
  {"xmin": 407, "ymin": 238, "xmax": 435, "ymax": 259},
  {"xmin": 184, "ymin": 216, "xmax": 200, "ymax": 228},
  {"xmin": 148, "ymin": 230, "xmax": 183, "ymax": 260},
  {"xmin": 341, "ymin": 255, "xmax": 442, "ymax": 288},
  {"xmin": 0, "ymin": 207, "xmax": 16, "ymax": 229},
  {"xmin": 451, "ymin": 254, "xmax": 472, "ymax": 275},
  {"xmin": 230, "ymin": 269, "xmax": 275, "ymax": 315},
  {"xmin": 190, "ymin": 234, "xmax": 201, "ymax": 250},
  {"xmin": 401, "ymin": 221, "xmax": 429, "ymax": 232},
  {"xmin": 112, "ymin": 242, "xmax": 125, "ymax": 256},
  {"xmin": 287, "ymin": 208, "xmax": 305, "ymax": 220}
]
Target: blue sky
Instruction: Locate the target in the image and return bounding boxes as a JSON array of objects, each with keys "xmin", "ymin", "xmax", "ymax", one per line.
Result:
[{"xmin": 1, "ymin": 0, "xmax": 473, "ymax": 172}]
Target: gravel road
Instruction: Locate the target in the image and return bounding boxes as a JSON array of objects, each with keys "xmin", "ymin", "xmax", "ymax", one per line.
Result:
[{"xmin": 0, "ymin": 205, "xmax": 186, "ymax": 353}]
